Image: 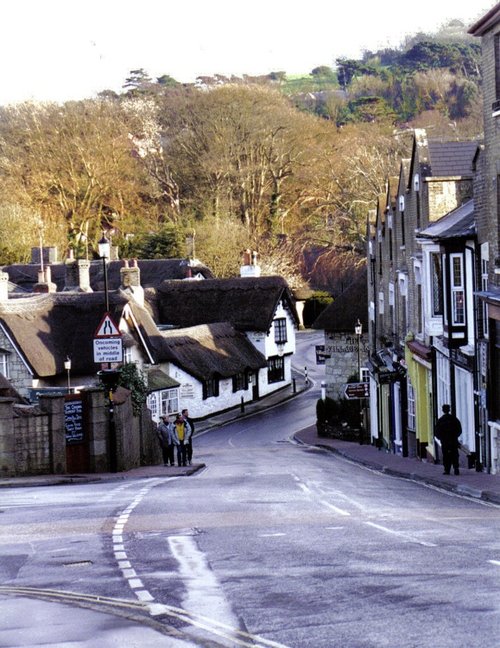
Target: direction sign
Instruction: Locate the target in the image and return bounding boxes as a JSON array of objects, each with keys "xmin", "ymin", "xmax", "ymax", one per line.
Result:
[
  {"xmin": 93, "ymin": 337, "xmax": 123, "ymax": 364},
  {"xmin": 344, "ymin": 382, "xmax": 369, "ymax": 399},
  {"xmin": 94, "ymin": 312, "xmax": 121, "ymax": 338}
]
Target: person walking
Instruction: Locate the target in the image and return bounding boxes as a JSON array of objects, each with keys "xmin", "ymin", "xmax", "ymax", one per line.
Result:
[
  {"xmin": 157, "ymin": 415, "xmax": 175, "ymax": 466},
  {"xmin": 182, "ymin": 408, "xmax": 195, "ymax": 465},
  {"xmin": 435, "ymin": 404, "xmax": 462, "ymax": 475}
]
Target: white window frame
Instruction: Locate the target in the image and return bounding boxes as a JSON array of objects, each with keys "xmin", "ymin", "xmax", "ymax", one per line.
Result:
[
  {"xmin": 407, "ymin": 381, "xmax": 416, "ymax": 432},
  {"xmin": 481, "ymin": 243, "xmax": 489, "ymax": 338},
  {"xmin": 0, "ymin": 352, "xmax": 10, "ymax": 378},
  {"xmin": 450, "ymin": 253, "xmax": 465, "ymax": 325}
]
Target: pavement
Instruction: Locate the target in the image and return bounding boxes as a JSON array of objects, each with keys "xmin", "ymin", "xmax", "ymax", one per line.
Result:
[{"xmin": 1, "ymin": 373, "xmax": 500, "ymax": 506}]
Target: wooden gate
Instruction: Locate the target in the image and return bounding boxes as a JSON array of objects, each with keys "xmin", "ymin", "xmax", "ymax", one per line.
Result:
[{"xmin": 64, "ymin": 394, "xmax": 90, "ymax": 473}]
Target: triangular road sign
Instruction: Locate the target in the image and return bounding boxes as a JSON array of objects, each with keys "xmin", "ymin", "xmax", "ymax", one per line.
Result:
[{"xmin": 94, "ymin": 312, "xmax": 121, "ymax": 338}]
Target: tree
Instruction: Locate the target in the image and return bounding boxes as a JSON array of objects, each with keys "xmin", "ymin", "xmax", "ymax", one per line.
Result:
[
  {"xmin": 117, "ymin": 363, "xmax": 148, "ymax": 416},
  {"xmin": 0, "ymin": 100, "xmax": 161, "ymax": 258}
]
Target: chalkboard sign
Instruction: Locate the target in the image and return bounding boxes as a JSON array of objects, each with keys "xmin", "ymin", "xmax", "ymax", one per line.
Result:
[{"xmin": 64, "ymin": 398, "xmax": 84, "ymax": 444}]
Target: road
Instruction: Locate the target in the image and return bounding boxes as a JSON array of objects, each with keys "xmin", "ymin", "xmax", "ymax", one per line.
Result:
[{"xmin": 1, "ymin": 331, "xmax": 499, "ymax": 647}]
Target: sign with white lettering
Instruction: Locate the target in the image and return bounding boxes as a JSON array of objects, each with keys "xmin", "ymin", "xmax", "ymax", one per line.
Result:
[{"xmin": 344, "ymin": 382, "xmax": 370, "ymax": 399}]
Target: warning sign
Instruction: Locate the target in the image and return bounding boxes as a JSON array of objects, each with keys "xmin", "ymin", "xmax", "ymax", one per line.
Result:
[{"xmin": 94, "ymin": 313, "xmax": 121, "ymax": 338}]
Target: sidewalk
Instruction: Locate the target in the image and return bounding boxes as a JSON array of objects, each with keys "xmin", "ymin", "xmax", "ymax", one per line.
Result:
[{"xmin": 294, "ymin": 425, "xmax": 500, "ymax": 506}]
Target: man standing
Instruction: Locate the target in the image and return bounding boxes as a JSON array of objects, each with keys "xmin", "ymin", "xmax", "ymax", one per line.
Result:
[
  {"xmin": 182, "ymin": 408, "xmax": 195, "ymax": 465},
  {"xmin": 435, "ymin": 404, "xmax": 462, "ymax": 475},
  {"xmin": 157, "ymin": 415, "xmax": 175, "ymax": 466}
]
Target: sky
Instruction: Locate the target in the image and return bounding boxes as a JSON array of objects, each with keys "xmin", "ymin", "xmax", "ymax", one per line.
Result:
[{"xmin": 0, "ymin": 0, "xmax": 490, "ymax": 105}]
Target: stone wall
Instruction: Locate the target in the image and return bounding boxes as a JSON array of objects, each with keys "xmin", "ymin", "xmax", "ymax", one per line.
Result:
[
  {"xmin": 324, "ymin": 332, "xmax": 369, "ymax": 400},
  {"xmin": 0, "ymin": 388, "xmax": 160, "ymax": 477}
]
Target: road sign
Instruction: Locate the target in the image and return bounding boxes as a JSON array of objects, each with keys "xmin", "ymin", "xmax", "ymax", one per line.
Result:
[
  {"xmin": 93, "ymin": 337, "xmax": 123, "ymax": 364},
  {"xmin": 94, "ymin": 312, "xmax": 121, "ymax": 338},
  {"xmin": 344, "ymin": 382, "xmax": 369, "ymax": 399}
]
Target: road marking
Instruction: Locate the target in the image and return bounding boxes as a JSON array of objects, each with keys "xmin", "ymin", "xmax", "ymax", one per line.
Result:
[
  {"xmin": 488, "ymin": 560, "xmax": 500, "ymax": 567},
  {"xmin": 296, "ymin": 480, "xmax": 351, "ymax": 516},
  {"xmin": 364, "ymin": 521, "xmax": 437, "ymax": 547},
  {"xmin": 259, "ymin": 533, "xmax": 286, "ymax": 537}
]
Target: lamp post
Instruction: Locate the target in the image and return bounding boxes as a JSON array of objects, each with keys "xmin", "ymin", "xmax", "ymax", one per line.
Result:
[
  {"xmin": 64, "ymin": 356, "xmax": 71, "ymax": 393},
  {"xmin": 98, "ymin": 234, "xmax": 111, "ymax": 313},
  {"xmin": 355, "ymin": 319, "xmax": 363, "ymax": 444},
  {"xmin": 97, "ymin": 233, "xmax": 119, "ymax": 472}
]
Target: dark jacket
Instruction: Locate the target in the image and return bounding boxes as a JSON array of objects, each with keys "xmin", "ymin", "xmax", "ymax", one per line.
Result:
[{"xmin": 435, "ymin": 413, "xmax": 462, "ymax": 449}]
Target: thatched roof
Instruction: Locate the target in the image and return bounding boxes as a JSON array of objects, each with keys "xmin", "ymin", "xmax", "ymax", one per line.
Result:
[
  {"xmin": 159, "ymin": 322, "xmax": 267, "ymax": 381},
  {"xmin": 152, "ymin": 276, "xmax": 299, "ymax": 332},
  {"xmin": 0, "ymin": 292, "xmax": 133, "ymax": 377},
  {"xmin": 312, "ymin": 271, "xmax": 368, "ymax": 332}
]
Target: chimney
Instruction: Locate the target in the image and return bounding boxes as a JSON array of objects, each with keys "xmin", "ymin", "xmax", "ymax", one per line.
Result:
[
  {"xmin": 240, "ymin": 249, "xmax": 261, "ymax": 277},
  {"xmin": 64, "ymin": 258, "xmax": 92, "ymax": 292},
  {"xmin": 34, "ymin": 267, "xmax": 57, "ymax": 293},
  {"xmin": 120, "ymin": 259, "xmax": 144, "ymax": 306},
  {"xmin": 0, "ymin": 271, "xmax": 9, "ymax": 301}
]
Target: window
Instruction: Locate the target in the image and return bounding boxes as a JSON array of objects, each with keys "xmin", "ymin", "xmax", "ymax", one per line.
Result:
[
  {"xmin": 361, "ymin": 367, "xmax": 369, "ymax": 383},
  {"xmin": 450, "ymin": 254, "xmax": 465, "ymax": 325},
  {"xmin": 267, "ymin": 356, "xmax": 284, "ymax": 384},
  {"xmin": 431, "ymin": 252, "xmax": 443, "ymax": 316},
  {"xmin": 203, "ymin": 376, "xmax": 219, "ymax": 399},
  {"xmin": 0, "ymin": 352, "xmax": 10, "ymax": 378},
  {"xmin": 123, "ymin": 345, "xmax": 132, "ymax": 364},
  {"xmin": 274, "ymin": 318, "xmax": 287, "ymax": 344},
  {"xmin": 407, "ymin": 381, "xmax": 415, "ymax": 432},
  {"xmin": 161, "ymin": 388, "xmax": 179, "ymax": 415},
  {"xmin": 399, "ymin": 195, "xmax": 406, "ymax": 247},
  {"xmin": 481, "ymin": 244, "xmax": 489, "ymax": 337},
  {"xmin": 232, "ymin": 373, "xmax": 248, "ymax": 392},
  {"xmin": 495, "ymin": 35, "xmax": 500, "ymax": 108}
]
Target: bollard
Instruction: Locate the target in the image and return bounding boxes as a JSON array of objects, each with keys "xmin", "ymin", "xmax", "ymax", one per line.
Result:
[
  {"xmin": 292, "ymin": 378, "xmax": 296, "ymax": 393},
  {"xmin": 240, "ymin": 396, "xmax": 245, "ymax": 413},
  {"xmin": 305, "ymin": 366, "xmax": 309, "ymax": 385}
]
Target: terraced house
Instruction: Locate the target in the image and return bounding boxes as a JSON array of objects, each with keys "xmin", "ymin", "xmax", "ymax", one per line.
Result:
[{"xmin": 367, "ymin": 129, "xmax": 481, "ymax": 466}]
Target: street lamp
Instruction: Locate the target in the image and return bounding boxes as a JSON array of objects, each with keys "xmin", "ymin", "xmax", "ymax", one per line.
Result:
[
  {"xmin": 354, "ymin": 319, "xmax": 362, "ymax": 381},
  {"xmin": 64, "ymin": 356, "xmax": 71, "ymax": 393},
  {"xmin": 98, "ymin": 234, "xmax": 111, "ymax": 313},
  {"xmin": 355, "ymin": 319, "xmax": 363, "ymax": 444}
]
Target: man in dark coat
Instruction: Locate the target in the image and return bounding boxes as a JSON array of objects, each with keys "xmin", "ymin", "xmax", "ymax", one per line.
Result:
[{"xmin": 435, "ymin": 404, "xmax": 462, "ymax": 475}]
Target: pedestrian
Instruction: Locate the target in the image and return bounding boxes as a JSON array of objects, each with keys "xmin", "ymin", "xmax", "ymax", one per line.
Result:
[
  {"xmin": 157, "ymin": 415, "xmax": 175, "ymax": 466},
  {"xmin": 174, "ymin": 413, "xmax": 189, "ymax": 467},
  {"xmin": 435, "ymin": 404, "xmax": 462, "ymax": 475},
  {"xmin": 182, "ymin": 408, "xmax": 195, "ymax": 465}
]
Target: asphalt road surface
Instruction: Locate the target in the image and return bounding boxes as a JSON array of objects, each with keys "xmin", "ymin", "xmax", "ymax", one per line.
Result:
[{"xmin": 1, "ymin": 331, "xmax": 499, "ymax": 647}]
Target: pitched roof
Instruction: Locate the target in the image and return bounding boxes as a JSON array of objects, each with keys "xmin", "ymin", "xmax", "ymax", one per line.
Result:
[
  {"xmin": 469, "ymin": 3, "xmax": 500, "ymax": 35},
  {"xmin": 312, "ymin": 270, "xmax": 368, "ymax": 332},
  {"xmin": 426, "ymin": 141, "xmax": 477, "ymax": 178},
  {"xmin": 159, "ymin": 322, "xmax": 267, "ymax": 381},
  {"xmin": 418, "ymin": 199, "xmax": 475, "ymax": 240},
  {"xmin": 0, "ymin": 292, "xmax": 133, "ymax": 377},
  {"xmin": 1, "ymin": 258, "xmax": 213, "ymax": 293},
  {"xmin": 152, "ymin": 276, "xmax": 299, "ymax": 332}
]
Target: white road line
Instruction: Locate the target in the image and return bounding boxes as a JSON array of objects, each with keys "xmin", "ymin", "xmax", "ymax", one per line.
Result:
[
  {"xmin": 364, "ymin": 521, "xmax": 437, "ymax": 547},
  {"xmin": 297, "ymin": 481, "xmax": 351, "ymax": 516},
  {"xmin": 488, "ymin": 560, "xmax": 500, "ymax": 566}
]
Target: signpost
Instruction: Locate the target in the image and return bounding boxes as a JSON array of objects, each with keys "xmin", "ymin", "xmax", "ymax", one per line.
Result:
[
  {"xmin": 344, "ymin": 382, "xmax": 369, "ymax": 399},
  {"xmin": 93, "ymin": 313, "xmax": 123, "ymax": 365}
]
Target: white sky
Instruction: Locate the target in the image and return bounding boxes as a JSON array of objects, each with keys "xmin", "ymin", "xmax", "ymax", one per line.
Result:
[{"xmin": 0, "ymin": 0, "xmax": 490, "ymax": 105}]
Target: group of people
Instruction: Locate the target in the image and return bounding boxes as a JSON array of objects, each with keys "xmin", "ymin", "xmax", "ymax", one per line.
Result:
[{"xmin": 157, "ymin": 409, "xmax": 195, "ymax": 467}]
